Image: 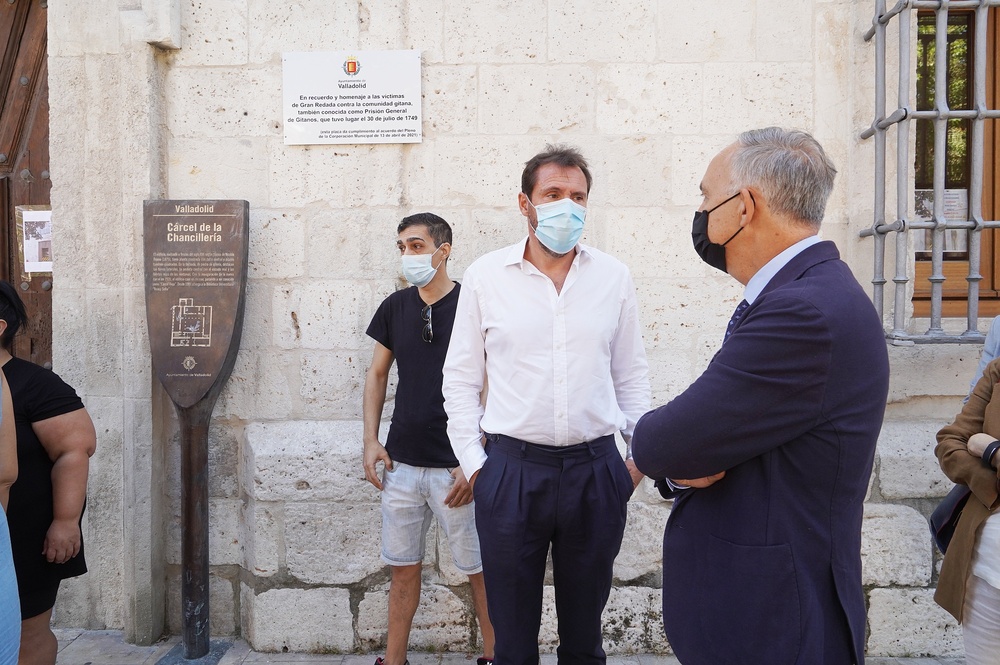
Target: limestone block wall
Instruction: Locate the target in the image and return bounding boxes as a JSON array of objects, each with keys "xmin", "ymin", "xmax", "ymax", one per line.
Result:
[
  {"xmin": 238, "ymin": 421, "xmax": 673, "ymax": 654},
  {"xmin": 43, "ymin": 0, "xmax": 985, "ymax": 658},
  {"xmin": 232, "ymin": 412, "xmax": 973, "ymax": 657}
]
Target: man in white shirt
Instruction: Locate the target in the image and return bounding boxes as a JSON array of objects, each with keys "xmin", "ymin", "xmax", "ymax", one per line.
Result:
[{"xmin": 442, "ymin": 145, "xmax": 650, "ymax": 665}]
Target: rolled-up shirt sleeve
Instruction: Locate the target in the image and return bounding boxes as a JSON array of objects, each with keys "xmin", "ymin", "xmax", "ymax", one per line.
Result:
[{"xmin": 443, "ymin": 267, "xmax": 489, "ymax": 479}]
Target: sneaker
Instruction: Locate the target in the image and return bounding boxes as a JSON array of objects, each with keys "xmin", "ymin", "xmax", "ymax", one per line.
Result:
[
  {"xmin": 477, "ymin": 659, "xmax": 493, "ymax": 665},
  {"xmin": 374, "ymin": 660, "xmax": 409, "ymax": 665}
]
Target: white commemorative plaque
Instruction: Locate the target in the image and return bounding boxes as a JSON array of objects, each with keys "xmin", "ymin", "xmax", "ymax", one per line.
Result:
[{"xmin": 283, "ymin": 50, "xmax": 422, "ymax": 145}]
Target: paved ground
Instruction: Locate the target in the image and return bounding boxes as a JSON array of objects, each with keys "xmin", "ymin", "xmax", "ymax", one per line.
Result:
[{"xmin": 53, "ymin": 629, "xmax": 967, "ymax": 665}]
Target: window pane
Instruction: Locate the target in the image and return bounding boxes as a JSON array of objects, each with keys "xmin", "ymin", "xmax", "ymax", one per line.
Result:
[{"xmin": 914, "ymin": 11, "xmax": 973, "ymax": 258}]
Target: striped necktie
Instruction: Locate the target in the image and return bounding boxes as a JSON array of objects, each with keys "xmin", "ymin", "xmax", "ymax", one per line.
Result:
[{"xmin": 725, "ymin": 299, "xmax": 749, "ymax": 342}]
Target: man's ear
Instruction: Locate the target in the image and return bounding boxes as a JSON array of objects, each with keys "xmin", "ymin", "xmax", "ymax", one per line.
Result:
[
  {"xmin": 739, "ymin": 188, "xmax": 758, "ymax": 226},
  {"xmin": 518, "ymin": 192, "xmax": 532, "ymax": 218}
]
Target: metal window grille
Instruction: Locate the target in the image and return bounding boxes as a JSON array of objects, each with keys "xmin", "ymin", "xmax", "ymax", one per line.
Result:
[{"xmin": 862, "ymin": 0, "xmax": 1000, "ymax": 344}]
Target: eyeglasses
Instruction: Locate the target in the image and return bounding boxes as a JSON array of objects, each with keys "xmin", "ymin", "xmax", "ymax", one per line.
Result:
[{"xmin": 421, "ymin": 304, "xmax": 433, "ymax": 343}]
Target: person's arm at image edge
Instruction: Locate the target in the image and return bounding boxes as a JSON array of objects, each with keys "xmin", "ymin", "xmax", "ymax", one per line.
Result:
[
  {"xmin": 362, "ymin": 343, "xmax": 394, "ymax": 491},
  {"xmin": 34, "ymin": 407, "xmax": 97, "ymax": 563},
  {"xmin": 0, "ymin": 373, "xmax": 16, "ymax": 511}
]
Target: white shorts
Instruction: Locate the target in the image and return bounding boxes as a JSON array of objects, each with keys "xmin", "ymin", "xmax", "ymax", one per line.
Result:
[{"xmin": 380, "ymin": 462, "xmax": 483, "ymax": 573}]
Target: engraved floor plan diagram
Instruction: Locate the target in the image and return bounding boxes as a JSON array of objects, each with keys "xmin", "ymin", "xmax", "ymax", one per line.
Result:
[{"xmin": 170, "ymin": 297, "xmax": 213, "ymax": 347}]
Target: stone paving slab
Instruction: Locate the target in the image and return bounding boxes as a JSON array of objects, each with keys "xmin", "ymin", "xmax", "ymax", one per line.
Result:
[
  {"xmin": 55, "ymin": 629, "xmax": 178, "ymax": 665},
  {"xmin": 156, "ymin": 639, "xmax": 235, "ymax": 665},
  {"xmin": 53, "ymin": 630, "xmax": 965, "ymax": 665}
]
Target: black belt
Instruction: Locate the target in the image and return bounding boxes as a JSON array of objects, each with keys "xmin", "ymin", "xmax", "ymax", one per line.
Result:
[{"xmin": 484, "ymin": 432, "xmax": 616, "ymax": 464}]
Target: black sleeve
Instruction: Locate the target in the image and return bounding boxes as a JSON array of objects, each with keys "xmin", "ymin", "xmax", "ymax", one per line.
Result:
[
  {"xmin": 365, "ymin": 296, "xmax": 393, "ymax": 351},
  {"xmin": 23, "ymin": 367, "xmax": 85, "ymax": 423}
]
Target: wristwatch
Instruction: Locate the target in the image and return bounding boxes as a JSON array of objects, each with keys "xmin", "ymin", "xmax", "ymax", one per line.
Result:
[{"xmin": 982, "ymin": 439, "xmax": 1000, "ymax": 469}]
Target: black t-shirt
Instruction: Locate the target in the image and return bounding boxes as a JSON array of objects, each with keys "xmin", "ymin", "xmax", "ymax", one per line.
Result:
[
  {"xmin": 366, "ymin": 284, "xmax": 460, "ymax": 468},
  {"xmin": 3, "ymin": 356, "xmax": 88, "ymax": 583}
]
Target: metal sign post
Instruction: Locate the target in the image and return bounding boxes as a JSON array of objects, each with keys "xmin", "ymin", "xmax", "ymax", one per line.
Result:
[{"xmin": 143, "ymin": 200, "xmax": 249, "ymax": 659}]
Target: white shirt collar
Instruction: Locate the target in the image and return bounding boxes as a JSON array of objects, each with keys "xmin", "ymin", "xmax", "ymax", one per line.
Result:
[
  {"xmin": 744, "ymin": 235, "xmax": 823, "ymax": 305},
  {"xmin": 506, "ymin": 236, "xmax": 592, "ymax": 271}
]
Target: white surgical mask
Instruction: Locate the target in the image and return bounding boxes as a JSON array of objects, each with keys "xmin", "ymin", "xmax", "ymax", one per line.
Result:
[
  {"xmin": 401, "ymin": 246, "xmax": 443, "ymax": 287},
  {"xmin": 527, "ymin": 197, "xmax": 587, "ymax": 255}
]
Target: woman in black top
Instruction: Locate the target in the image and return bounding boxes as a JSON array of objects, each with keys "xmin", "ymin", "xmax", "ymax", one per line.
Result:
[{"xmin": 0, "ymin": 282, "xmax": 96, "ymax": 665}]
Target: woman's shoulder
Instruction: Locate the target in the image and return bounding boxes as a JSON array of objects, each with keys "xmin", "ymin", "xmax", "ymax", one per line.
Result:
[
  {"xmin": 2, "ymin": 357, "xmax": 80, "ymax": 411},
  {"xmin": 3, "ymin": 356, "xmax": 64, "ymax": 388}
]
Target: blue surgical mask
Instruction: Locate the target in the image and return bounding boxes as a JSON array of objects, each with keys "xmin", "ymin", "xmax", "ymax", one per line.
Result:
[
  {"xmin": 401, "ymin": 246, "xmax": 443, "ymax": 287},
  {"xmin": 527, "ymin": 197, "xmax": 587, "ymax": 255}
]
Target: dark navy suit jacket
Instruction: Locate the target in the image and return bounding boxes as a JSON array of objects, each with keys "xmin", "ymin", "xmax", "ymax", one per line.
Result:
[{"xmin": 632, "ymin": 241, "xmax": 889, "ymax": 665}]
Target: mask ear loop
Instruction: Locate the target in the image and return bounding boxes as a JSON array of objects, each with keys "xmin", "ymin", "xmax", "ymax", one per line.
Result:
[
  {"xmin": 718, "ymin": 191, "xmax": 756, "ymax": 247},
  {"xmin": 705, "ymin": 191, "xmax": 741, "ymax": 215},
  {"xmin": 430, "ymin": 244, "xmax": 449, "ymax": 271}
]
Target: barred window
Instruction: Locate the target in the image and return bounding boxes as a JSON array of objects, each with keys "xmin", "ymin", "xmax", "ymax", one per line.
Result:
[{"xmin": 863, "ymin": 0, "xmax": 1000, "ymax": 343}]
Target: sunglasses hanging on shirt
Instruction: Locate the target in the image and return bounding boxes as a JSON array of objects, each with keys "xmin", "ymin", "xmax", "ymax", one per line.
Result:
[{"xmin": 421, "ymin": 304, "xmax": 433, "ymax": 343}]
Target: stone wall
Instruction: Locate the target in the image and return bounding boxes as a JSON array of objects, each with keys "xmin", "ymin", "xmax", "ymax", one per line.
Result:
[{"xmin": 46, "ymin": 0, "xmax": 978, "ymax": 658}]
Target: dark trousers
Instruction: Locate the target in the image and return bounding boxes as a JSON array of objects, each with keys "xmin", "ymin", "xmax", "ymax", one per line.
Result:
[{"xmin": 473, "ymin": 433, "xmax": 632, "ymax": 665}]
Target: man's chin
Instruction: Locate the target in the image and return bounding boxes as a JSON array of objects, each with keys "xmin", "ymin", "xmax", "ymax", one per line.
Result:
[{"xmin": 540, "ymin": 243, "xmax": 573, "ymax": 259}]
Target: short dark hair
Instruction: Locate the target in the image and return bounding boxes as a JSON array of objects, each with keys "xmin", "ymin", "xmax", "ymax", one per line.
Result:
[
  {"xmin": 521, "ymin": 144, "xmax": 592, "ymax": 197},
  {"xmin": 397, "ymin": 212, "xmax": 453, "ymax": 248},
  {"xmin": 0, "ymin": 281, "xmax": 27, "ymax": 351}
]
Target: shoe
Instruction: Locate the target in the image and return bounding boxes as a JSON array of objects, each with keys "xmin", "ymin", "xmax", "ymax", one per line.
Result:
[
  {"xmin": 477, "ymin": 659, "xmax": 493, "ymax": 665},
  {"xmin": 374, "ymin": 660, "xmax": 409, "ymax": 665}
]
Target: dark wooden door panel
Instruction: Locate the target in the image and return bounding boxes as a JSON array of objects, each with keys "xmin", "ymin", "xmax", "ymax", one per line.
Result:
[{"xmin": 0, "ymin": 0, "xmax": 50, "ymax": 366}]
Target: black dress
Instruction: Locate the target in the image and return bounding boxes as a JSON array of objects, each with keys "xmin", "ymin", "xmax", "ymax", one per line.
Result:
[{"xmin": 2, "ymin": 357, "xmax": 87, "ymax": 619}]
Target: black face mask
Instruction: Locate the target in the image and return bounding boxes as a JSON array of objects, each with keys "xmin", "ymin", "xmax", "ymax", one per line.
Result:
[{"xmin": 691, "ymin": 192, "xmax": 746, "ymax": 273}]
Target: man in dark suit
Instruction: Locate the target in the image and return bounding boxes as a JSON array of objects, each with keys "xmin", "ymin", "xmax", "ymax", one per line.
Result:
[{"xmin": 632, "ymin": 127, "xmax": 890, "ymax": 665}]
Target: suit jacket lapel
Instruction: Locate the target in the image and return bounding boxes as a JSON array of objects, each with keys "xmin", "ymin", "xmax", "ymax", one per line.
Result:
[{"xmin": 727, "ymin": 241, "xmax": 840, "ymax": 341}]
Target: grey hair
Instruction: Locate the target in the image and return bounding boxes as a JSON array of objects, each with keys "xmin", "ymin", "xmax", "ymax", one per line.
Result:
[{"xmin": 729, "ymin": 127, "xmax": 837, "ymax": 227}]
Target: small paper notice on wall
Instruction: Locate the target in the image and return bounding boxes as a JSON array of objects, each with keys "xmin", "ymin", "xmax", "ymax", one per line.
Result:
[
  {"xmin": 282, "ymin": 50, "xmax": 422, "ymax": 145},
  {"xmin": 913, "ymin": 189, "xmax": 969, "ymax": 254},
  {"xmin": 16, "ymin": 205, "xmax": 52, "ymax": 276}
]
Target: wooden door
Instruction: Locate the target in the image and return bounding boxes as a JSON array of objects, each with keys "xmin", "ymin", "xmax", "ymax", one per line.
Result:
[{"xmin": 0, "ymin": 0, "xmax": 50, "ymax": 366}]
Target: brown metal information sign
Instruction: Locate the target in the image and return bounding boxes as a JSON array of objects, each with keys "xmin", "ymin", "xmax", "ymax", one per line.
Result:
[
  {"xmin": 143, "ymin": 200, "xmax": 249, "ymax": 408},
  {"xmin": 143, "ymin": 199, "xmax": 249, "ymax": 658}
]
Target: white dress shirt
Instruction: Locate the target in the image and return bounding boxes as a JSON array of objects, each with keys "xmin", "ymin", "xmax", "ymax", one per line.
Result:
[{"xmin": 443, "ymin": 238, "xmax": 651, "ymax": 479}]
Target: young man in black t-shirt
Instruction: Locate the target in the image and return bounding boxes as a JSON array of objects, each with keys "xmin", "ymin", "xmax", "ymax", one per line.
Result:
[{"xmin": 363, "ymin": 213, "xmax": 494, "ymax": 665}]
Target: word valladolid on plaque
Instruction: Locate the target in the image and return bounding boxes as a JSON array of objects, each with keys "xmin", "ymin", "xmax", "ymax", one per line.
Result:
[
  {"xmin": 143, "ymin": 199, "xmax": 249, "ymax": 659},
  {"xmin": 144, "ymin": 200, "xmax": 248, "ymax": 407}
]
